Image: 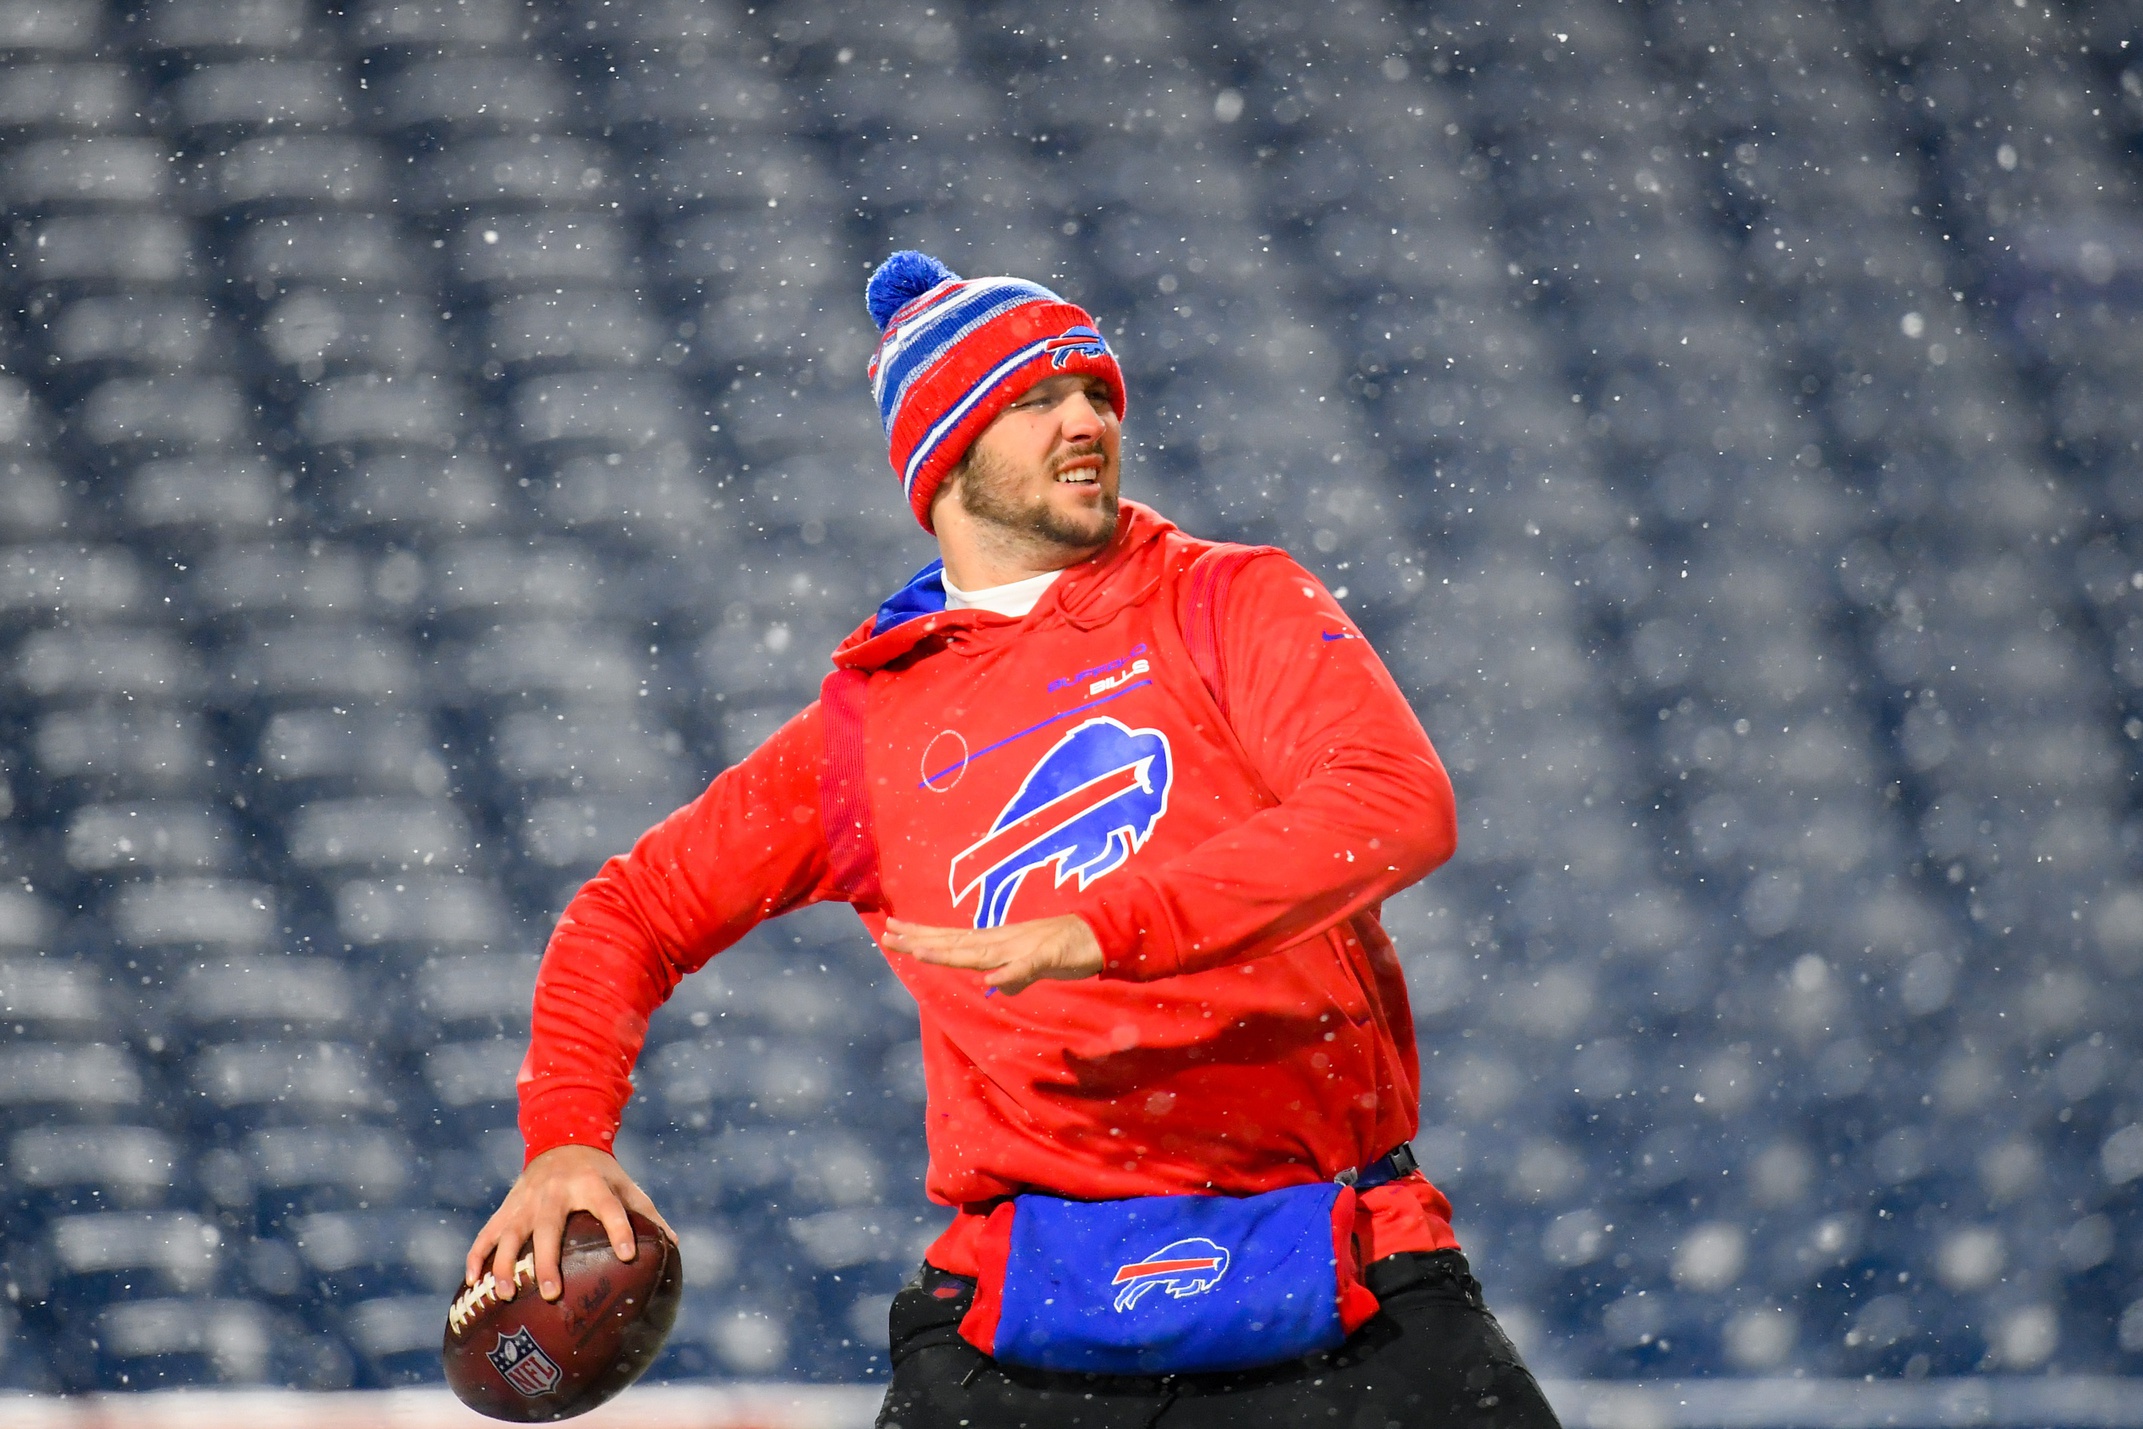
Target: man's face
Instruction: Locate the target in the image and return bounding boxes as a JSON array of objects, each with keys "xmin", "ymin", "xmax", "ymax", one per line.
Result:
[{"xmin": 946, "ymin": 373, "xmax": 1121, "ymax": 553}]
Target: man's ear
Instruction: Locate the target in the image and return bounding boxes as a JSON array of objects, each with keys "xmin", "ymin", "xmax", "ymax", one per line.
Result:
[{"xmin": 929, "ymin": 459, "xmax": 965, "ymax": 525}]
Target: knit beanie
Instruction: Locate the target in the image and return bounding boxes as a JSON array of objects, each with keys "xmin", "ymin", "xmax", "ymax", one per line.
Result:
[{"xmin": 864, "ymin": 251, "xmax": 1127, "ymax": 531}]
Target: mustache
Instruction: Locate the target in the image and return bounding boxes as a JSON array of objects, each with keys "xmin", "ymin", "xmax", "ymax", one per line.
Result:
[{"xmin": 1049, "ymin": 443, "xmax": 1108, "ymax": 473}]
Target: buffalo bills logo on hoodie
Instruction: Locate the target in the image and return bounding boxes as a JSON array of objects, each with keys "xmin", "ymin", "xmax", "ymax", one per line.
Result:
[{"xmin": 948, "ymin": 717, "xmax": 1172, "ymax": 929}]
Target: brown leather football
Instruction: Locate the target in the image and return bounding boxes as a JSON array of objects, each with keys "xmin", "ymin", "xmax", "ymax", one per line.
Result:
[{"xmin": 442, "ymin": 1211, "xmax": 683, "ymax": 1422}]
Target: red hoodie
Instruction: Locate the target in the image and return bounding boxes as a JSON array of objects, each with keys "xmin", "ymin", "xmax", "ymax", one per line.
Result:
[{"xmin": 519, "ymin": 502, "xmax": 1462, "ymax": 1274}]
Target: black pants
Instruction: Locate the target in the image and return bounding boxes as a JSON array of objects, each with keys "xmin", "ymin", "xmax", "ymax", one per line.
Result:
[{"xmin": 876, "ymin": 1250, "xmax": 1563, "ymax": 1429}]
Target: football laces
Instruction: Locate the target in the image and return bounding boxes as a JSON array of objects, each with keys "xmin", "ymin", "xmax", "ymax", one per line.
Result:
[{"xmin": 448, "ymin": 1252, "xmax": 538, "ymax": 1335}]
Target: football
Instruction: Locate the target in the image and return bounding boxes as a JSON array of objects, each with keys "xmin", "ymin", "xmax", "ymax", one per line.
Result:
[{"xmin": 442, "ymin": 1211, "xmax": 683, "ymax": 1422}]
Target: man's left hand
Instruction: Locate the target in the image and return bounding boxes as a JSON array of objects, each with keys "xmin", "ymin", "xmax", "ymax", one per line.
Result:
[{"xmin": 880, "ymin": 914, "xmax": 1104, "ymax": 995}]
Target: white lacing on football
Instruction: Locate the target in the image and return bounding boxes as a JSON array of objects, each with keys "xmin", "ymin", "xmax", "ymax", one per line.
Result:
[{"xmin": 448, "ymin": 1252, "xmax": 537, "ymax": 1336}]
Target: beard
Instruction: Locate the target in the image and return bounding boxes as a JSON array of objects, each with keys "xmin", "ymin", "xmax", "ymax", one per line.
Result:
[{"xmin": 954, "ymin": 441, "xmax": 1119, "ymax": 551}]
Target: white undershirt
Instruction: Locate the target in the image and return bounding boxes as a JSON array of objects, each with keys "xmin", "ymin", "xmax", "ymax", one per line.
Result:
[{"xmin": 942, "ymin": 568, "xmax": 1061, "ymax": 619}]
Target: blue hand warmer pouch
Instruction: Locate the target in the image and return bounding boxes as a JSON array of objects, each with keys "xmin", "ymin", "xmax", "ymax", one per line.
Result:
[{"xmin": 956, "ymin": 1179, "xmax": 1381, "ymax": 1376}]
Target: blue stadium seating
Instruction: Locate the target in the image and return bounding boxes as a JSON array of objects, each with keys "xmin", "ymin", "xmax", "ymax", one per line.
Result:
[{"xmin": 0, "ymin": 0, "xmax": 2138, "ymax": 1396}]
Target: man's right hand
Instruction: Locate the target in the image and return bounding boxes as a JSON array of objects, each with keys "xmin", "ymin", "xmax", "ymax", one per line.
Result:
[{"xmin": 464, "ymin": 1144, "xmax": 674, "ymax": 1304}]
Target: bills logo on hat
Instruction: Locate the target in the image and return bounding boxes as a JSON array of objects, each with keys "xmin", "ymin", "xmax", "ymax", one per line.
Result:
[
  {"xmin": 485, "ymin": 1326, "xmax": 562, "ymax": 1397},
  {"xmin": 1044, "ymin": 325, "xmax": 1111, "ymax": 368},
  {"xmin": 948, "ymin": 717, "xmax": 1171, "ymax": 929},
  {"xmin": 1111, "ymin": 1237, "xmax": 1232, "ymax": 1312}
]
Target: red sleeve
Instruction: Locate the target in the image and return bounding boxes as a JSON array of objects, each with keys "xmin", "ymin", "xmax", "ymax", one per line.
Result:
[
  {"xmin": 1071, "ymin": 555, "xmax": 1456, "ymax": 980},
  {"xmin": 517, "ymin": 702, "xmax": 838, "ymax": 1162}
]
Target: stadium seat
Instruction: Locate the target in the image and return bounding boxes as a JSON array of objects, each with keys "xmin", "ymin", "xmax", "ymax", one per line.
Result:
[
  {"xmin": 657, "ymin": 210, "xmax": 846, "ymax": 295},
  {"xmin": 286, "ymin": 1208, "xmax": 471, "ymax": 1301},
  {"xmin": 602, "ymin": 56, "xmax": 792, "ymax": 133},
  {"xmin": 339, "ymin": 1295, "xmax": 449, "ymax": 1384},
  {"xmin": 347, "ymin": 0, "xmax": 526, "ymax": 53},
  {"xmin": 492, "ymin": 706, "xmax": 690, "ymax": 794},
  {"xmin": 0, "ymin": 958, "xmax": 111, "ymax": 1040},
  {"xmin": 518, "ymin": 794, "xmax": 677, "ymax": 871},
  {"xmin": 108, "ymin": 878, "xmax": 279, "ymax": 951},
  {"xmin": 243, "ymin": 1125, "xmax": 417, "ymax": 1210},
  {"xmin": 216, "ymin": 624, "xmax": 425, "ymax": 705},
  {"xmin": 144, "ymin": 0, "xmax": 311, "ymax": 54},
  {"xmin": 0, "ymin": 460, "xmax": 70, "ymax": 537},
  {"xmin": 335, "ymin": 875, "xmax": 512, "ymax": 949},
  {"xmin": 0, "ymin": 1042, "xmax": 145, "ymax": 1122},
  {"xmin": 0, "ymin": 545, "xmax": 146, "ymax": 624},
  {"xmin": 298, "ymin": 372, "xmax": 465, "ymax": 449},
  {"xmin": 711, "ymin": 367, "xmax": 883, "ymax": 460},
  {"xmin": 259, "ymin": 291, "xmax": 447, "ymax": 376},
  {"xmin": 335, "ymin": 450, "xmax": 506, "ymax": 535},
  {"xmin": 428, "ymin": 537, "xmax": 605, "ymax": 621},
  {"xmin": 188, "ymin": 544, "xmax": 372, "ymax": 623},
  {"xmin": 372, "ymin": 55, "xmax": 572, "ymax": 132},
  {"xmin": 10, "ymin": 215, "xmax": 197, "ymax": 290},
  {"xmin": 31, "ymin": 705, "xmax": 209, "ymax": 797},
  {"xmin": 538, "ymin": 448, "xmax": 723, "ymax": 546},
  {"xmin": 692, "ymin": 280, "xmax": 874, "ymax": 371},
  {"xmin": 283, "ymin": 797, "xmax": 472, "ymax": 871},
  {"xmin": 511, "ymin": 370, "xmax": 694, "ymax": 450},
  {"xmin": 448, "ymin": 211, "xmax": 635, "ymax": 292},
  {"xmin": 257, "ymin": 708, "xmax": 446, "ymax": 796},
  {"xmin": 7, "ymin": 1125, "xmax": 179, "ymax": 1215},
  {"xmin": 186, "ymin": 1041, "xmax": 386, "ymax": 1126},
  {"xmin": 0, "ymin": 0, "xmax": 100, "ymax": 55},
  {"xmin": 75, "ymin": 375, "xmax": 248, "ymax": 452},
  {"xmin": 419, "ymin": 1037, "xmax": 522, "ymax": 1119},
  {"xmin": 415, "ymin": 136, "xmax": 617, "ymax": 212},
  {"xmin": 40, "ymin": 1213, "xmax": 225, "ymax": 1325},
  {"xmin": 812, "ymin": 67, "xmax": 995, "ymax": 142},
  {"xmin": 46, "ymin": 295, "xmax": 225, "ymax": 377},
  {"xmin": 168, "ymin": 60, "xmax": 353, "ymax": 133},
  {"xmin": 124, "ymin": 456, "xmax": 283, "ymax": 537},
  {"xmin": 640, "ymin": 135, "xmax": 839, "ymax": 215},
  {"xmin": 85, "ymin": 1297, "xmax": 279, "ymax": 1388},
  {"xmin": 694, "ymin": 608, "xmax": 846, "ymax": 702},
  {"xmin": 404, "ymin": 951, "xmax": 539, "ymax": 1039},
  {"xmin": 484, "ymin": 290, "xmax": 662, "ymax": 369},
  {"xmin": 174, "ymin": 958, "xmax": 357, "ymax": 1034},
  {"xmin": 447, "ymin": 619, "xmax": 648, "ymax": 704},
  {"xmin": 232, "ymin": 213, "xmax": 422, "ymax": 295},
  {"xmin": 209, "ymin": 135, "xmax": 392, "ymax": 213},
  {"xmin": 3, "ymin": 135, "xmax": 169, "ymax": 210},
  {"xmin": 63, "ymin": 801, "xmax": 235, "ymax": 875},
  {"xmin": 558, "ymin": 0, "xmax": 760, "ymax": 52},
  {"xmin": 0, "ymin": 60, "xmax": 137, "ymax": 132}
]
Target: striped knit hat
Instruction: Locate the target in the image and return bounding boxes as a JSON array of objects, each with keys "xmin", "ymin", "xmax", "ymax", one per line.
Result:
[{"xmin": 864, "ymin": 251, "xmax": 1127, "ymax": 531}]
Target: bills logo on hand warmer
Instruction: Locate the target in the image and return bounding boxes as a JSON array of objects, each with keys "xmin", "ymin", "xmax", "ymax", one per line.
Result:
[
  {"xmin": 949, "ymin": 717, "xmax": 1172, "ymax": 929},
  {"xmin": 1111, "ymin": 1238, "xmax": 1231, "ymax": 1311}
]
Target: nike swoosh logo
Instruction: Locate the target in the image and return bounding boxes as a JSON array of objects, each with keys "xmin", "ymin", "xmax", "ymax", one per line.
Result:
[{"xmin": 1321, "ymin": 629, "xmax": 1354, "ymax": 642}]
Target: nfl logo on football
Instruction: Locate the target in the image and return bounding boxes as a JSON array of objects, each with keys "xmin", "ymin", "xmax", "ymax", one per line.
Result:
[{"xmin": 487, "ymin": 1326, "xmax": 563, "ymax": 1397}]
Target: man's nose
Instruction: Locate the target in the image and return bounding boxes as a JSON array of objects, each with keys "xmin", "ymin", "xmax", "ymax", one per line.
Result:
[{"xmin": 1060, "ymin": 390, "xmax": 1107, "ymax": 440}]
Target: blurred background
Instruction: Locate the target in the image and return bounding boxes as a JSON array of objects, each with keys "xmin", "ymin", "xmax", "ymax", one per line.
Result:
[{"xmin": 0, "ymin": 0, "xmax": 2140, "ymax": 1401}]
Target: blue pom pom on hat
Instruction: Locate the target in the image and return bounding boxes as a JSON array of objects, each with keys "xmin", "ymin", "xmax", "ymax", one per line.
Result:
[
  {"xmin": 861, "ymin": 249, "xmax": 1126, "ymax": 531},
  {"xmin": 865, "ymin": 250, "xmax": 960, "ymax": 332}
]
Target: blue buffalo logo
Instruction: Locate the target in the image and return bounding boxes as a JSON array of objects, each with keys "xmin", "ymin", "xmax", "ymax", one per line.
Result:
[
  {"xmin": 1111, "ymin": 1237, "xmax": 1231, "ymax": 1312},
  {"xmin": 1043, "ymin": 324, "xmax": 1111, "ymax": 368},
  {"xmin": 948, "ymin": 717, "xmax": 1171, "ymax": 929}
]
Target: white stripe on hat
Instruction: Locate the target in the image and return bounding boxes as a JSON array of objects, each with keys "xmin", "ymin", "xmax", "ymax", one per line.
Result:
[{"xmin": 900, "ymin": 336, "xmax": 1055, "ymax": 495}]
